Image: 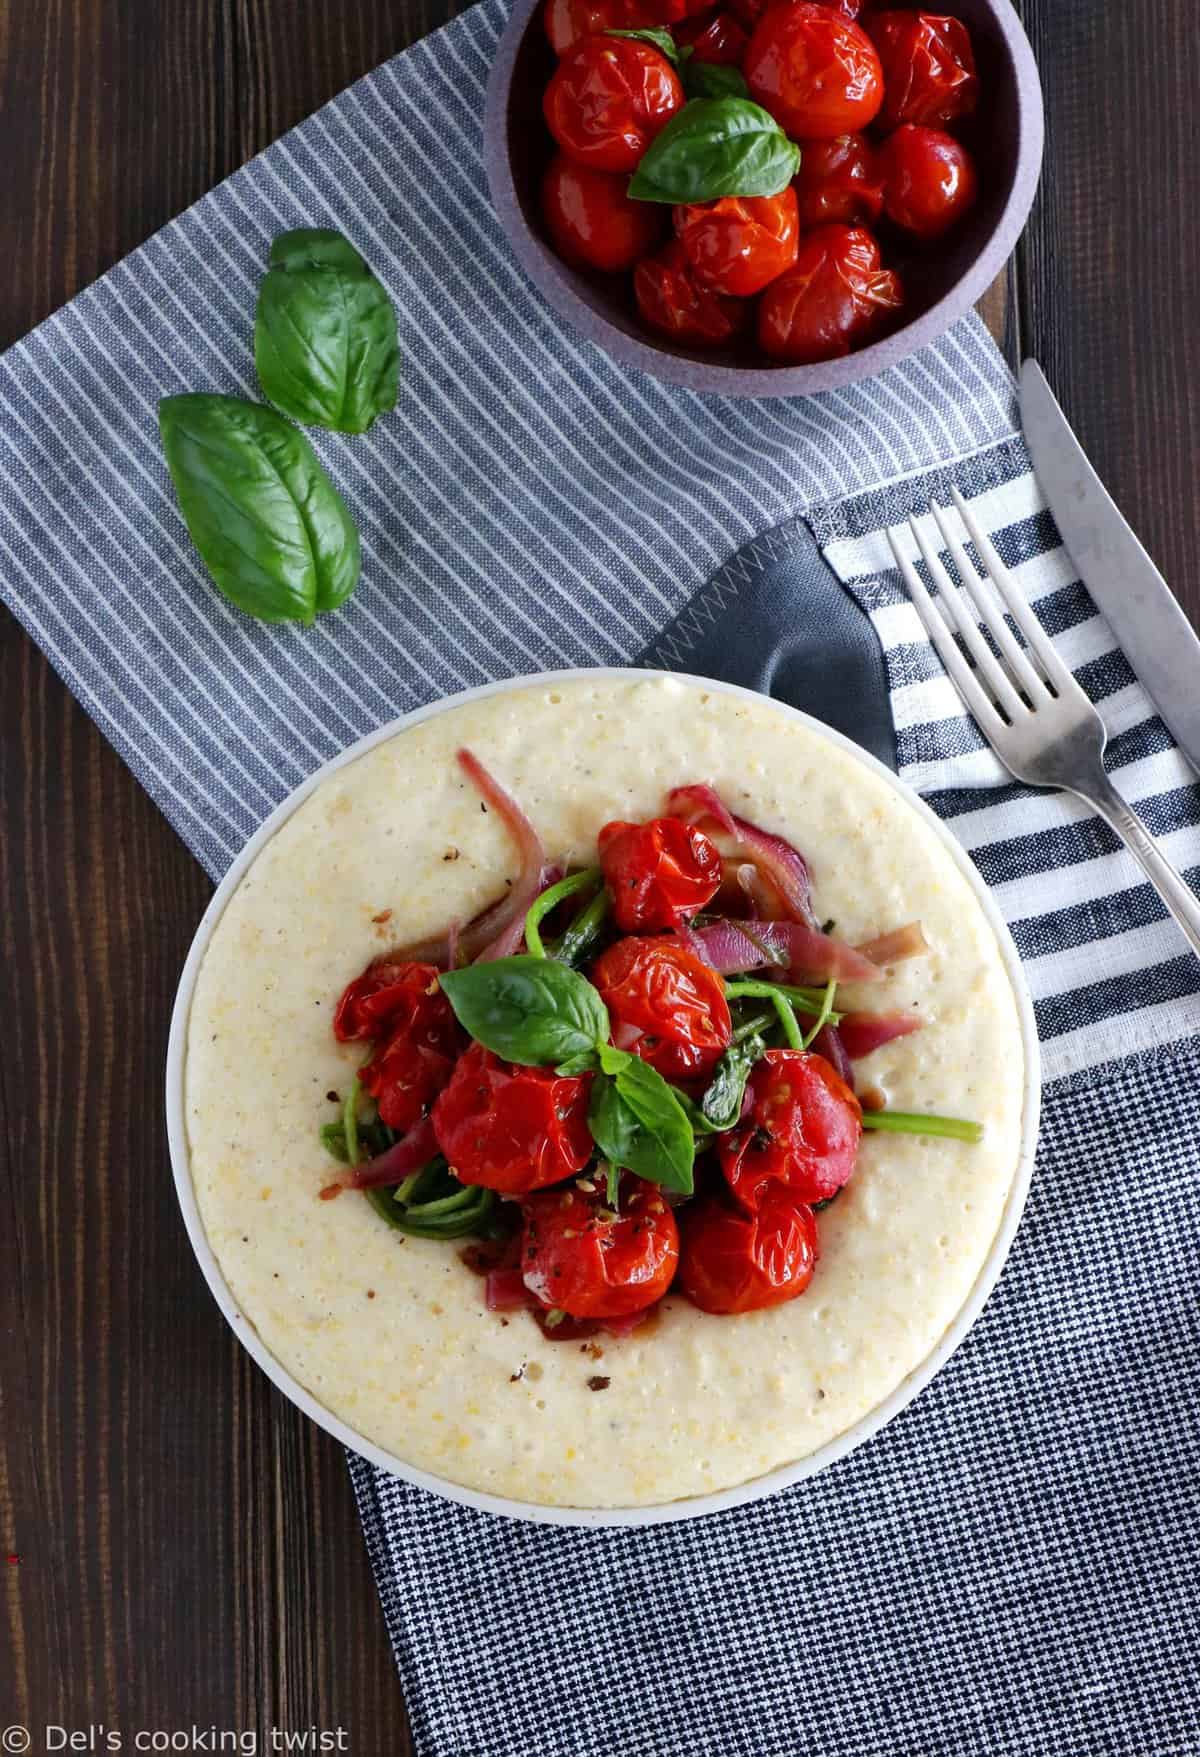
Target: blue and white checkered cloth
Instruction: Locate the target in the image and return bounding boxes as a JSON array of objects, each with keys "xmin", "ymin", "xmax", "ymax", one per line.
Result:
[{"xmin": 2, "ymin": 2, "xmax": 1198, "ymax": 1752}]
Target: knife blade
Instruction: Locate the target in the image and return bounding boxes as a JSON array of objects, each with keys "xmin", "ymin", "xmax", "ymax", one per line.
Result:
[{"xmin": 1020, "ymin": 358, "xmax": 1200, "ymax": 775}]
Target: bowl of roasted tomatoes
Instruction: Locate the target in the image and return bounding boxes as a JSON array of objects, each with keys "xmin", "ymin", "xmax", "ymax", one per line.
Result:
[{"xmin": 485, "ymin": 0, "xmax": 1043, "ymax": 394}]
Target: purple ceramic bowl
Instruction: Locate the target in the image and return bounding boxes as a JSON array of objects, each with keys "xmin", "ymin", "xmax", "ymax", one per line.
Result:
[{"xmin": 485, "ymin": 0, "xmax": 1043, "ymax": 397}]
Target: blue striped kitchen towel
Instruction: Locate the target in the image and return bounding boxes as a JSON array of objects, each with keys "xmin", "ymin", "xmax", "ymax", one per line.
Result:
[{"xmin": 2, "ymin": 0, "xmax": 1199, "ymax": 1752}]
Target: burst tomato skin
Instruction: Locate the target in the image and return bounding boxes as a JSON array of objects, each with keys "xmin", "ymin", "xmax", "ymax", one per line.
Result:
[
  {"xmin": 758, "ymin": 223, "xmax": 903, "ymax": 364},
  {"xmin": 521, "ymin": 1176, "xmax": 679, "ymax": 1318},
  {"xmin": 599, "ymin": 816, "xmax": 723, "ymax": 931},
  {"xmin": 879, "ymin": 123, "xmax": 978, "ymax": 238},
  {"xmin": 744, "ymin": 2, "xmax": 883, "ymax": 140},
  {"xmin": 334, "ymin": 958, "xmax": 441, "ymax": 1042},
  {"xmin": 675, "ymin": 8, "xmax": 750, "ymax": 62},
  {"xmin": 541, "ymin": 154, "xmax": 665, "ymax": 271},
  {"xmin": 792, "ymin": 132, "xmax": 884, "ymax": 227},
  {"xmin": 591, "ymin": 935, "xmax": 732, "ymax": 1080},
  {"xmin": 543, "ymin": 0, "xmax": 689, "ymax": 56},
  {"xmin": 431, "ymin": 1043, "xmax": 593, "ymax": 1195},
  {"xmin": 678, "ymin": 1184, "xmax": 819, "ymax": 1314},
  {"xmin": 543, "ymin": 37, "xmax": 684, "ymax": 173},
  {"xmin": 866, "ymin": 11, "xmax": 978, "ymax": 131},
  {"xmin": 718, "ymin": 1047, "xmax": 861, "ymax": 1207},
  {"xmin": 673, "ymin": 186, "xmax": 800, "ymax": 297},
  {"xmin": 633, "ymin": 240, "xmax": 748, "ymax": 348}
]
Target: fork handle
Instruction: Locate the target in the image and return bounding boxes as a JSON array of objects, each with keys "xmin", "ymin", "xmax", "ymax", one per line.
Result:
[{"xmin": 1076, "ymin": 773, "xmax": 1200, "ymax": 962}]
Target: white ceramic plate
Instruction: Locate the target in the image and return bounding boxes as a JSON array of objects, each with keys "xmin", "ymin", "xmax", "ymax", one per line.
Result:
[{"xmin": 166, "ymin": 668, "xmax": 1041, "ymax": 1527}]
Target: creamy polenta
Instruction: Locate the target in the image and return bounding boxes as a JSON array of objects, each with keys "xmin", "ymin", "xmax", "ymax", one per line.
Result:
[{"xmin": 183, "ymin": 674, "xmax": 1028, "ymax": 1509}]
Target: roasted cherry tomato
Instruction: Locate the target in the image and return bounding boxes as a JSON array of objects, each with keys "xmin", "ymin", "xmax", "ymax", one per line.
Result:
[
  {"xmin": 431, "ymin": 1042, "xmax": 593, "ymax": 1195},
  {"xmin": 598, "ymin": 816, "xmax": 722, "ymax": 931},
  {"xmin": 591, "ymin": 935, "xmax": 732, "ymax": 1080},
  {"xmin": 675, "ymin": 8, "xmax": 750, "ymax": 63},
  {"xmin": 521, "ymin": 1175, "xmax": 679, "ymax": 1318},
  {"xmin": 678, "ymin": 1183, "xmax": 819, "ymax": 1314},
  {"xmin": 732, "ymin": 0, "xmax": 860, "ymax": 29},
  {"xmin": 673, "ymin": 186, "xmax": 799, "ymax": 297},
  {"xmin": 744, "ymin": 2, "xmax": 883, "ymax": 139},
  {"xmin": 867, "ymin": 11, "xmax": 978, "ymax": 131},
  {"xmin": 334, "ymin": 957, "xmax": 441, "ymax": 1043},
  {"xmin": 543, "ymin": 36, "xmax": 684, "ymax": 174},
  {"xmin": 792, "ymin": 132, "xmax": 884, "ymax": 227},
  {"xmin": 718, "ymin": 1047, "xmax": 861, "ymax": 1207},
  {"xmin": 758, "ymin": 223, "xmax": 903, "ymax": 364},
  {"xmin": 355, "ymin": 968, "xmax": 462, "ymax": 1132},
  {"xmin": 633, "ymin": 240, "xmax": 748, "ymax": 348},
  {"xmin": 543, "ymin": 0, "xmax": 690, "ymax": 56},
  {"xmin": 879, "ymin": 123, "xmax": 978, "ymax": 239},
  {"xmin": 541, "ymin": 154, "xmax": 664, "ymax": 271}
]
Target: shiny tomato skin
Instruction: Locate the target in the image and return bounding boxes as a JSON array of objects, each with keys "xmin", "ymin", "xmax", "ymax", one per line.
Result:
[
  {"xmin": 745, "ymin": 2, "xmax": 883, "ymax": 139},
  {"xmin": 879, "ymin": 123, "xmax": 978, "ymax": 239},
  {"xmin": 867, "ymin": 11, "xmax": 978, "ymax": 130},
  {"xmin": 543, "ymin": 37, "xmax": 684, "ymax": 173},
  {"xmin": 334, "ymin": 957, "xmax": 441, "ymax": 1043},
  {"xmin": 673, "ymin": 186, "xmax": 799, "ymax": 297},
  {"xmin": 732, "ymin": 0, "xmax": 860, "ymax": 28},
  {"xmin": 675, "ymin": 8, "xmax": 750, "ymax": 62},
  {"xmin": 431, "ymin": 1042, "xmax": 593, "ymax": 1195},
  {"xmin": 598, "ymin": 816, "xmax": 723, "ymax": 932},
  {"xmin": 718, "ymin": 1047, "xmax": 861, "ymax": 1207},
  {"xmin": 758, "ymin": 223, "xmax": 903, "ymax": 363},
  {"xmin": 354, "ymin": 966, "xmax": 462, "ymax": 1132},
  {"xmin": 591, "ymin": 935, "xmax": 732, "ymax": 1080},
  {"xmin": 521, "ymin": 1176, "xmax": 679, "ymax": 1318},
  {"xmin": 793, "ymin": 132, "xmax": 884, "ymax": 227},
  {"xmin": 678, "ymin": 1184, "xmax": 819, "ymax": 1314},
  {"xmin": 633, "ymin": 240, "xmax": 749, "ymax": 348},
  {"xmin": 543, "ymin": 0, "xmax": 689, "ymax": 56},
  {"xmin": 541, "ymin": 154, "xmax": 664, "ymax": 272}
]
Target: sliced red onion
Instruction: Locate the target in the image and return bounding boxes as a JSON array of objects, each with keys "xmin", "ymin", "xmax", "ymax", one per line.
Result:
[
  {"xmin": 445, "ymin": 919, "xmax": 461, "ymax": 973},
  {"xmin": 667, "ymin": 782, "xmax": 737, "ymax": 837},
  {"xmin": 485, "ymin": 1268, "xmax": 533, "ymax": 1312},
  {"xmin": 695, "ymin": 920, "xmax": 882, "ymax": 983},
  {"xmin": 322, "ymin": 1114, "xmax": 440, "ymax": 1194},
  {"xmin": 455, "ymin": 749, "xmax": 550, "ymax": 963},
  {"xmin": 673, "ymin": 920, "xmax": 713, "ymax": 965},
  {"xmin": 837, "ymin": 1010, "xmax": 923, "ymax": 1059},
  {"xmin": 854, "ymin": 922, "xmax": 930, "ymax": 966},
  {"xmin": 810, "ymin": 1023, "xmax": 855, "ymax": 1089}
]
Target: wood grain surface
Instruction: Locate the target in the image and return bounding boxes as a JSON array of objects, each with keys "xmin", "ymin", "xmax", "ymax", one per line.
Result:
[{"xmin": 1, "ymin": 2, "xmax": 1198, "ymax": 1751}]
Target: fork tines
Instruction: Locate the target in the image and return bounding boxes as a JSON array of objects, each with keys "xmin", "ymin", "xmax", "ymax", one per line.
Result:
[{"xmin": 887, "ymin": 487, "xmax": 1079, "ymax": 730}]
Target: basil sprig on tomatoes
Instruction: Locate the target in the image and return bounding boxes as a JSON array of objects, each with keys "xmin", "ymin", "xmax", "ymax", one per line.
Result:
[
  {"xmin": 588, "ymin": 1044, "xmax": 695, "ymax": 1195},
  {"xmin": 628, "ymin": 97, "xmax": 801, "ymax": 204},
  {"xmin": 604, "ymin": 25, "xmax": 681, "ymax": 64},
  {"xmin": 255, "ymin": 228, "xmax": 400, "ymax": 435},
  {"xmin": 438, "ymin": 954, "xmax": 696, "ymax": 1195},
  {"xmin": 158, "ymin": 394, "xmax": 361, "ymax": 624},
  {"xmin": 439, "ymin": 955, "xmax": 610, "ymax": 1068}
]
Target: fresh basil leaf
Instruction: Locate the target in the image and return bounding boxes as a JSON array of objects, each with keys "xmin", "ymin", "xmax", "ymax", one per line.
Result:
[
  {"xmin": 605, "ymin": 25, "xmax": 680, "ymax": 63},
  {"xmin": 682, "ymin": 61, "xmax": 748, "ymax": 101},
  {"xmin": 700, "ymin": 1032, "xmax": 766, "ymax": 1131},
  {"xmin": 588, "ymin": 1057, "xmax": 695, "ymax": 1194},
  {"xmin": 158, "ymin": 394, "xmax": 360, "ymax": 624},
  {"xmin": 255, "ymin": 228, "xmax": 400, "ymax": 435},
  {"xmin": 628, "ymin": 98, "xmax": 800, "ymax": 204},
  {"xmin": 439, "ymin": 955, "xmax": 609, "ymax": 1066},
  {"xmin": 554, "ymin": 1050, "xmax": 601, "ymax": 1077}
]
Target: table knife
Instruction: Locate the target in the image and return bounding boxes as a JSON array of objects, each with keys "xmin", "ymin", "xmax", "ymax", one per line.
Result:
[{"xmin": 1020, "ymin": 359, "xmax": 1200, "ymax": 775}]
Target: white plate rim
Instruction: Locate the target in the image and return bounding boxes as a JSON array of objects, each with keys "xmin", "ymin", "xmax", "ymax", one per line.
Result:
[{"xmin": 165, "ymin": 666, "xmax": 1042, "ymax": 1528}]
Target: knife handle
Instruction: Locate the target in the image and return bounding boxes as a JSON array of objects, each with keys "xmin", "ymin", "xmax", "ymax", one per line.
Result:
[{"xmin": 1079, "ymin": 773, "xmax": 1200, "ymax": 963}]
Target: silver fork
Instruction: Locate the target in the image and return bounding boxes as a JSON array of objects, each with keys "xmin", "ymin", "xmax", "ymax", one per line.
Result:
[{"xmin": 888, "ymin": 487, "xmax": 1200, "ymax": 962}]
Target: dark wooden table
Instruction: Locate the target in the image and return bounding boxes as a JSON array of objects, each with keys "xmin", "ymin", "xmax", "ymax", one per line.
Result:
[{"xmin": 2, "ymin": 3, "xmax": 1198, "ymax": 1750}]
